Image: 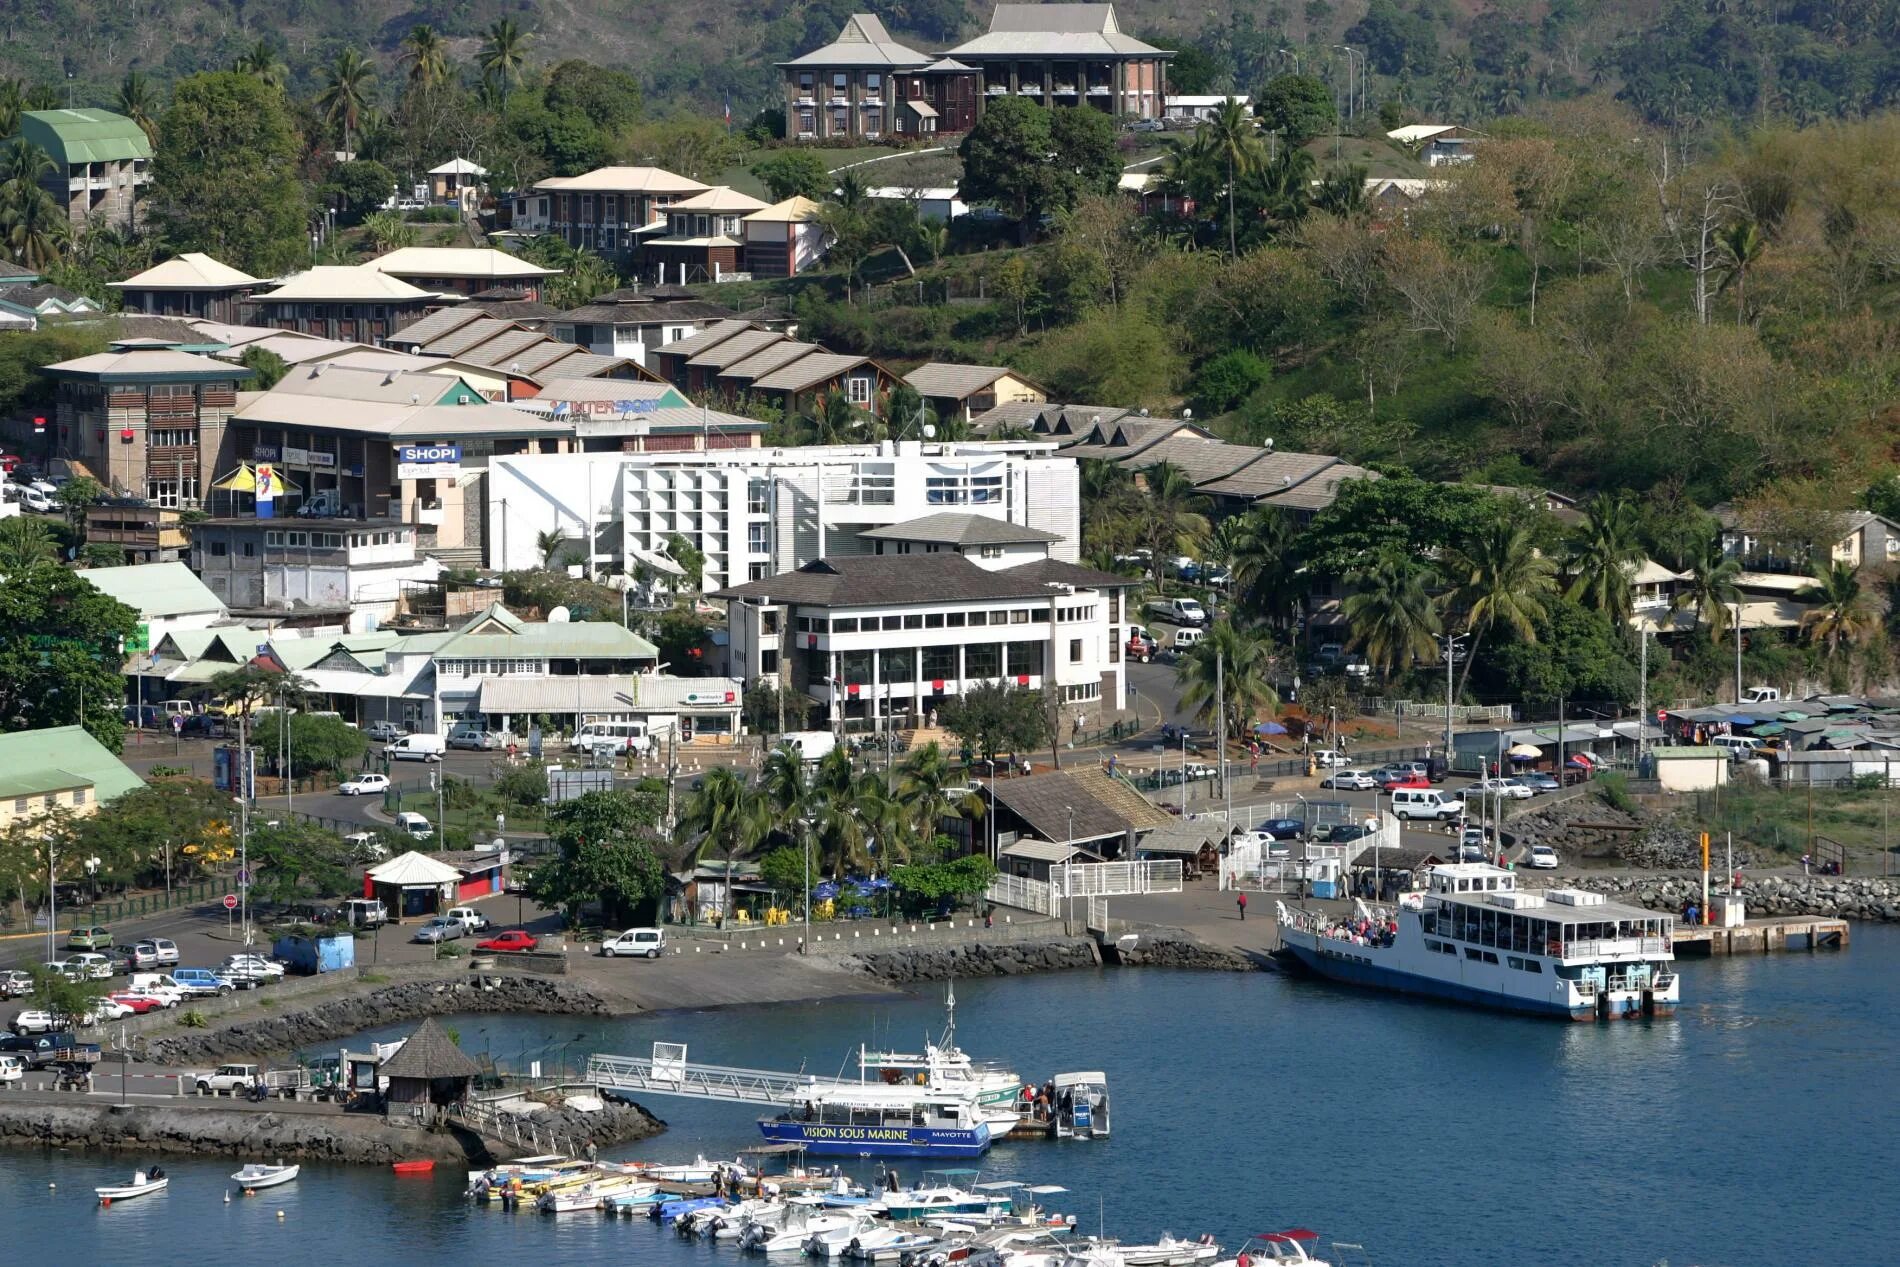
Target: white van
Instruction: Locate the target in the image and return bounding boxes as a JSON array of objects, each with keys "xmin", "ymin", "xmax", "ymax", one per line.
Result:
[
  {"xmin": 339, "ymin": 898, "xmax": 388, "ymax": 928},
  {"xmin": 394, "ymin": 811, "xmax": 434, "ymax": 840},
  {"xmin": 779, "ymin": 730, "xmax": 837, "ymax": 763},
  {"xmin": 387, "ymin": 733, "xmax": 445, "ymax": 762},
  {"xmin": 1172, "ymin": 626, "xmax": 1204, "ymax": 652},
  {"xmin": 569, "ymin": 719, "xmax": 654, "ymax": 757},
  {"xmin": 1712, "ymin": 734, "xmax": 1763, "ymax": 761},
  {"xmin": 1391, "ymin": 788, "xmax": 1466, "ymax": 821},
  {"xmin": 161, "ymin": 700, "xmax": 198, "ymax": 719}
]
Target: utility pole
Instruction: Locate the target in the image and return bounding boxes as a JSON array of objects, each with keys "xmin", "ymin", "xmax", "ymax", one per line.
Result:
[
  {"xmin": 1438, "ymin": 633, "xmax": 1465, "ymax": 769},
  {"xmin": 1557, "ymin": 695, "xmax": 1565, "ymax": 786},
  {"xmin": 1733, "ymin": 601, "xmax": 1744, "ymax": 704},
  {"xmin": 1215, "ymin": 647, "xmax": 1225, "ymax": 809},
  {"xmin": 434, "ymin": 767, "xmax": 446, "ymax": 842},
  {"xmin": 1637, "ymin": 629, "xmax": 1649, "ymax": 768}
]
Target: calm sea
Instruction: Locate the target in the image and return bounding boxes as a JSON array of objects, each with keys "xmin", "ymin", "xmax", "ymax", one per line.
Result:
[{"xmin": 6, "ymin": 925, "xmax": 1896, "ymax": 1267}]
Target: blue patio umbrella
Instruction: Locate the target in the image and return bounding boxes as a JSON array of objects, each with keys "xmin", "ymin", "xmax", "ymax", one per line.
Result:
[
  {"xmin": 813, "ymin": 881, "xmax": 841, "ymax": 901},
  {"xmin": 1725, "ymin": 715, "xmax": 1758, "ymax": 727},
  {"xmin": 1254, "ymin": 721, "xmax": 1289, "ymax": 735}
]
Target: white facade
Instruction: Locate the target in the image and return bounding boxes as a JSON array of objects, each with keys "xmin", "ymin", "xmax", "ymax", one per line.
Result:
[
  {"xmin": 485, "ymin": 441, "xmax": 1082, "ymax": 591},
  {"xmin": 190, "ymin": 520, "xmax": 443, "ymax": 630}
]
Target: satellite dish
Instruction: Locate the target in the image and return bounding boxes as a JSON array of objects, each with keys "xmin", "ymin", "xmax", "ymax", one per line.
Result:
[
  {"xmin": 922, "ymin": 424, "xmax": 937, "ymax": 439},
  {"xmin": 547, "ymin": 605, "xmax": 572, "ymax": 623}
]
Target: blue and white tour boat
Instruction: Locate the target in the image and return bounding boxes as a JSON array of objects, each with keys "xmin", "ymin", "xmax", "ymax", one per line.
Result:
[
  {"xmin": 759, "ymin": 1084, "xmax": 992, "ymax": 1157},
  {"xmin": 1276, "ymin": 862, "xmax": 1679, "ymax": 1020}
]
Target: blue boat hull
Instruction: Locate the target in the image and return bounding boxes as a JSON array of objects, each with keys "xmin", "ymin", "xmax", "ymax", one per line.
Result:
[
  {"xmin": 757, "ymin": 1119, "xmax": 990, "ymax": 1157},
  {"xmin": 1279, "ymin": 941, "xmax": 1604, "ymax": 1020}
]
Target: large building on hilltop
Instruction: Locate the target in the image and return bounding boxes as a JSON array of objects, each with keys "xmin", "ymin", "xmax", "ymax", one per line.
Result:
[{"xmin": 780, "ymin": 5, "xmax": 1169, "ymax": 142}]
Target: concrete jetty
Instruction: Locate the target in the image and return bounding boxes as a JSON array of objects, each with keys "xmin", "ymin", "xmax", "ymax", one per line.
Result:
[{"xmin": 1669, "ymin": 915, "xmax": 1850, "ymax": 955}]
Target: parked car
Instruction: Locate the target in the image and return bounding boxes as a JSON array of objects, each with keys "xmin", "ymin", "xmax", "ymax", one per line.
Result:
[
  {"xmin": 125, "ymin": 938, "xmax": 179, "ymax": 970},
  {"xmin": 1526, "ymin": 844, "xmax": 1561, "ymax": 870},
  {"xmin": 170, "ymin": 968, "xmax": 238, "ymax": 996},
  {"xmin": 10, "ymin": 1010, "xmax": 59, "ymax": 1035},
  {"xmin": 1145, "ymin": 596, "xmax": 1209, "ymax": 627},
  {"xmin": 17, "ymin": 484, "xmax": 56, "ymax": 512},
  {"xmin": 66, "ymin": 925, "xmax": 112, "ymax": 950},
  {"xmin": 1378, "ymin": 772, "xmax": 1431, "ymax": 792},
  {"xmin": 1126, "ymin": 627, "xmax": 1159, "ymax": 663},
  {"xmin": 195, "ymin": 1063, "xmax": 263, "ymax": 1094},
  {"xmin": 221, "ymin": 954, "xmax": 285, "ymax": 983},
  {"xmin": 1458, "ymin": 842, "xmax": 1489, "ymax": 864},
  {"xmin": 1467, "ymin": 777, "xmax": 1534, "ymax": 801},
  {"xmin": 1310, "ymin": 750, "xmax": 1347, "ymax": 767},
  {"xmin": 125, "ymin": 974, "xmax": 189, "ymax": 1005},
  {"xmin": 179, "ymin": 713, "xmax": 228, "ymax": 738},
  {"xmin": 339, "ymin": 772, "xmax": 389, "ymax": 796},
  {"xmin": 1256, "ymin": 817, "xmax": 1307, "ymax": 840},
  {"xmin": 447, "ymin": 721, "xmax": 500, "ymax": 750},
  {"xmin": 386, "ymin": 733, "xmax": 446, "ymax": 762},
  {"xmin": 394, "ymin": 811, "xmax": 434, "ymax": 839},
  {"xmin": 364, "ymin": 720, "xmax": 407, "ymax": 742},
  {"xmin": 0, "ymin": 969, "xmax": 33, "ymax": 998},
  {"xmin": 1324, "ymin": 823, "xmax": 1373, "ymax": 844},
  {"xmin": 600, "ymin": 928, "xmax": 666, "ymax": 959},
  {"xmin": 0, "ymin": 1031, "xmax": 99, "ymax": 1069},
  {"xmin": 1319, "ymin": 769, "xmax": 1377, "ymax": 791},
  {"xmin": 476, "ymin": 930, "xmax": 538, "ymax": 953},
  {"xmin": 1513, "ymin": 773, "xmax": 1562, "ymax": 795},
  {"xmin": 411, "ymin": 916, "xmax": 465, "ymax": 944},
  {"xmin": 444, "ymin": 906, "xmax": 492, "ymax": 934},
  {"xmin": 337, "ymin": 898, "xmax": 389, "ymax": 928},
  {"xmin": 1126, "ymin": 117, "xmax": 1164, "ymax": 133},
  {"xmin": 343, "ymin": 831, "xmax": 387, "ymax": 863},
  {"xmin": 105, "ymin": 992, "xmax": 167, "ymax": 1015},
  {"xmin": 0, "ymin": 1054, "xmax": 23, "ymax": 1085},
  {"xmin": 69, "ymin": 952, "xmax": 113, "ymax": 980}
]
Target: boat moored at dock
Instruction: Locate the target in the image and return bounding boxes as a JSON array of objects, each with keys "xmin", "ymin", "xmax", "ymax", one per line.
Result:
[
  {"xmin": 1276, "ymin": 863, "xmax": 1679, "ymax": 1020},
  {"xmin": 760, "ymin": 1085, "xmax": 992, "ymax": 1158}
]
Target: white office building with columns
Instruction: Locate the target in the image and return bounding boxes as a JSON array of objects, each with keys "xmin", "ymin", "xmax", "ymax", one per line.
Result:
[
  {"xmin": 484, "ymin": 440, "xmax": 1080, "ymax": 592},
  {"xmin": 716, "ymin": 513, "xmax": 1133, "ymax": 732}
]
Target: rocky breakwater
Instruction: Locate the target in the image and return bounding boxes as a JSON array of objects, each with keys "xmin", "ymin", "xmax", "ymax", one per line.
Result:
[
  {"xmin": 1506, "ymin": 796, "xmax": 1753, "ymax": 870},
  {"xmin": 843, "ymin": 936, "xmax": 1101, "ymax": 984},
  {"xmin": 1106, "ymin": 929, "xmax": 1259, "ymax": 970},
  {"xmin": 1538, "ymin": 872, "xmax": 1899, "ymax": 922},
  {"xmin": 0, "ymin": 1097, "xmax": 664, "ymax": 1166},
  {"xmin": 144, "ymin": 975, "xmax": 612, "ymax": 1066}
]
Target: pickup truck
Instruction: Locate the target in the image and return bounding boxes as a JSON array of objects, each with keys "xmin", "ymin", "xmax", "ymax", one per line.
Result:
[
  {"xmin": 0, "ymin": 1031, "xmax": 101, "ymax": 1070},
  {"xmin": 444, "ymin": 906, "xmax": 492, "ymax": 934}
]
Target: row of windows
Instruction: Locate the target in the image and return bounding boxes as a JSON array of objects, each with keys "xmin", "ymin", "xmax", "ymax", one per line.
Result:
[
  {"xmin": 1056, "ymin": 605, "xmax": 1096, "ymax": 623},
  {"xmin": 796, "ymin": 72, "xmax": 886, "ymax": 95},
  {"xmin": 145, "ymin": 476, "xmax": 199, "ymax": 509},
  {"xmin": 13, "ymin": 788, "xmax": 85, "ymax": 813},
  {"xmin": 831, "ymin": 640, "xmax": 1044, "ymax": 683},
  {"xmin": 437, "ymin": 659, "xmax": 543, "ymax": 676},
  {"xmin": 1061, "ymin": 682, "xmax": 1101, "ymax": 703},
  {"xmin": 148, "ymin": 428, "xmax": 197, "ymax": 447},
  {"xmin": 265, "ymin": 531, "xmax": 346, "ymax": 549},
  {"xmin": 799, "ymin": 608, "xmax": 1044, "ymax": 634},
  {"xmin": 924, "ymin": 475, "xmax": 1003, "ymax": 505}
]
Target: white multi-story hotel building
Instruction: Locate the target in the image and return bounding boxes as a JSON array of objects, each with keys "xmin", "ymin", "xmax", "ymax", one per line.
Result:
[{"xmin": 484, "ymin": 440, "xmax": 1081, "ymax": 591}]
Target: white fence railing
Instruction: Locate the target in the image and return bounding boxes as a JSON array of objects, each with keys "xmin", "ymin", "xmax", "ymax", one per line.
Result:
[
  {"xmin": 985, "ymin": 871, "xmax": 1055, "ymax": 916},
  {"xmin": 1366, "ymin": 699, "xmax": 1515, "ymax": 723},
  {"xmin": 1052, "ymin": 859, "xmax": 1183, "ymax": 900}
]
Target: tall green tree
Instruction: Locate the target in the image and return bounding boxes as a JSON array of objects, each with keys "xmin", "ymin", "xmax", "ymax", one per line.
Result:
[
  {"xmin": 529, "ymin": 787, "xmax": 666, "ymax": 925},
  {"xmin": 400, "ymin": 25, "xmax": 451, "ymax": 89},
  {"xmin": 0, "ymin": 515, "xmax": 57, "ymax": 573},
  {"xmin": 480, "ymin": 17, "xmax": 533, "ymax": 104},
  {"xmin": 1566, "ymin": 494, "xmax": 1645, "ymax": 626},
  {"xmin": 114, "ymin": 73, "xmax": 160, "ymax": 144},
  {"xmin": 233, "ymin": 40, "xmax": 288, "ymax": 90},
  {"xmin": 938, "ymin": 683, "xmax": 1052, "ymax": 764},
  {"xmin": 1256, "ymin": 74, "xmax": 1337, "ymax": 146},
  {"xmin": 150, "ymin": 73, "xmax": 307, "ymax": 275},
  {"xmin": 0, "ymin": 565, "xmax": 139, "ymax": 750},
  {"xmin": 317, "ymin": 48, "xmax": 377, "ymax": 155},
  {"xmin": 959, "ymin": 97, "xmax": 1115, "ymax": 243},
  {"xmin": 1674, "ymin": 535, "xmax": 1743, "ymax": 643},
  {"xmin": 1342, "ymin": 553, "xmax": 1443, "ymax": 676},
  {"xmin": 1204, "ymin": 96, "xmax": 1264, "ymax": 258},
  {"xmin": 1441, "ymin": 516, "xmax": 1558, "ymax": 694},
  {"xmin": 1138, "ymin": 461, "xmax": 1211, "ymax": 586},
  {"xmin": 752, "ymin": 149, "xmax": 831, "ymax": 201},
  {"xmin": 1174, "ymin": 620, "xmax": 1280, "ymax": 736},
  {"xmin": 1795, "ymin": 561, "xmax": 1874, "ymax": 658}
]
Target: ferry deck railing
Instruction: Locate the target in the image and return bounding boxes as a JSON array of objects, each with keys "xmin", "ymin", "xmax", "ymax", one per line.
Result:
[{"xmin": 1563, "ymin": 936, "xmax": 1671, "ymax": 958}]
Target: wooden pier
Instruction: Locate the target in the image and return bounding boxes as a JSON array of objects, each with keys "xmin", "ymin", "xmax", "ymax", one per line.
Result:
[{"xmin": 1670, "ymin": 916, "xmax": 1850, "ymax": 956}]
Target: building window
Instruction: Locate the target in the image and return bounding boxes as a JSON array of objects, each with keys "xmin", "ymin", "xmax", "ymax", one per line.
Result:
[
  {"xmin": 798, "ymin": 109, "xmax": 816, "ymax": 135},
  {"xmin": 881, "ymin": 615, "xmax": 901, "ymax": 631},
  {"xmin": 831, "ymin": 73, "xmax": 848, "ymax": 97},
  {"xmin": 945, "ymin": 612, "xmax": 965, "ymax": 628},
  {"xmin": 866, "ymin": 73, "xmax": 883, "ymax": 92},
  {"xmin": 148, "ymin": 429, "xmax": 196, "ymax": 447},
  {"xmin": 43, "ymin": 794, "xmax": 56, "ymax": 810},
  {"xmin": 922, "ymin": 646, "xmax": 957, "ymax": 679},
  {"xmin": 209, "ymin": 541, "xmax": 228, "ymax": 557},
  {"xmin": 904, "ymin": 614, "xmax": 923, "ymax": 629},
  {"xmin": 1070, "ymin": 639, "xmax": 1083, "ymax": 663},
  {"xmin": 265, "ymin": 531, "xmax": 284, "ymax": 547},
  {"xmin": 832, "ymin": 617, "xmax": 858, "ymax": 633},
  {"xmin": 748, "ymin": 523, "xmax": 769, "ymax": 554},
  {"xmin": 72, "ymin": 787, "xmax": 87, "ymax": 806},
  {"xmin": 13, "ymin": 797, "xmax": 27, "ymax": 813},
  {"xmin": 925, "ymin": 613, "xmax": 944, "ymax": 628},
  {"xmin": 798, "ymin": 72, "xmax": 815, "ymax": 98},
  {"xmin": 242, "ymin": 541, "xmax": 255, "ymax": 557},
  {"xmin": 846, "ymin": 375, "xmax": 872, "ymax": 404},
  {"xmin": 748, "ymin": 477, "xmax": 769, "ymax": 514},
  {"xmin": 980, "ymin": 545, "xmax": 1004, "ymax": 559}
]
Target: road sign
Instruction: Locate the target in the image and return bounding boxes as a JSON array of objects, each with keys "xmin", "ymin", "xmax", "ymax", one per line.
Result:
[
  {"xmin": 222, "ymin": 894, "xmax": 239, "ymax": 910},
  {"xmin": 236, "ymin": 867, "xmax": 251, "ymax": 884}
]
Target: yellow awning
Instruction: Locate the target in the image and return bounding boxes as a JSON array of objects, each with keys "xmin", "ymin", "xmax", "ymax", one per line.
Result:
[{"xmin": 211, "ymin": 463, "xmax": 301, "ymax": 494}]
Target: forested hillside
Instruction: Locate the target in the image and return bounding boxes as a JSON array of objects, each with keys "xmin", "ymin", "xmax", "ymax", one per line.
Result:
[{"xmin": 12, "ymin": 0, "xmax": 1900, "ymax": 129}]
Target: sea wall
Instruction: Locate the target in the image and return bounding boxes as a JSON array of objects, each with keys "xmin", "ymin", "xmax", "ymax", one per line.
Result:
[
  {"xmin": 1554, "ymin": 872, "xmax": 1900, "ymax": 921},
  {"xmin": 842, "ymin": 936, "xmax": 1101, "ymax": 983},
  {"xmin": 1105, "ymin": 931, "xmax": 1260, "ymax": 971},
  {"xmin": 0, "ymin": 1099, "xmax": 663, "ymax": 1166},
  {"xmin": 142, "ymin": 976, "xmax": 612, "ymax": 1066}
]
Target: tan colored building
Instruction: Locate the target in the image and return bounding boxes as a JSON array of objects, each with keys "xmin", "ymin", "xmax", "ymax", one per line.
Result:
[
  {"xmin": 903, "ymin": 363, "xmax": 1047, "ymax": 424},
  {"xmin": 363, "ymin": 246, "xmax": 558, "ymax": 301},
  {"xmin": 513, "ymin": 166, "xmax": 709, "ymax": 264},
  {"xmin": 942, "ymin": 4, "xmax": 1170, "ymax": 120},
  {"xmin": 647, "ymin": 186, "xmax": 771, "ymax": 286},
  {"xmin": 110, "ymin": 253, "xmax": 262, "ymax": 324},
  {"xmin": 45, "ymin": 348, "xmax": 253, "ymax": 507},
  {"xmin": 245, "ymin": 266, "xmax": 442, "ymax": 345},
  {"xmin": 0, "ymin": 726, "xmax": 145, "ymax": 828}
]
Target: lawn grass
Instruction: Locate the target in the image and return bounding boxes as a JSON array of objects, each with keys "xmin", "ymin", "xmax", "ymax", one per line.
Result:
[{"xmin": 1692, "ymin": 781, "xmax": 1900, "ymax": 870}]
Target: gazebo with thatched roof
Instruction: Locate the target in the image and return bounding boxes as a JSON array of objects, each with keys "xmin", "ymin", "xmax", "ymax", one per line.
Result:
[{"xmin": 380, "ymin": 1017, "xmax": 482, "ymax": 1119}]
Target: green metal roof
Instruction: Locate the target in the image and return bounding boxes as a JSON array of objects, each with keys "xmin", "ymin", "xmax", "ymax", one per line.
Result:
[
  {"xmin": 18, "ymin": 108, "xmax": 153, "ymax": 165},
  {"xmin": 0, "ymin": 726, "xmax": 144, "ymax": 804},
  {"xmin": 434, "ymin": 603, "xmax": 658, "ymax": 660},
  {"xmin": 81, "ymin": 562, "xmax": 224, "ymax": 620}
]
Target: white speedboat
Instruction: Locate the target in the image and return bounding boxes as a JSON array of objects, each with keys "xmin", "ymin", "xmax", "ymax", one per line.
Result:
[
  {"xmin": 1212, "ymin": 1231, "xmax": 1345, "ymax": 1267},
  {"xmin": 802, "ymin": 1212, "xmax": 883, "ymax": 1256},
  {"xmin": 1118, "ymin": 1236, "xmax": 1222, "ymax": 1267},
  {"xmin": 640, "ymin": 1154, "xmax": 748, "ymax": 1183},
  {"xmin": 844, "ymin": 1227, "xmax": 940, "ymax": 1261},
  {"xmin": 704, "ymin": 1198, "xmax": 787, "ymax": 1239},
  {"xmin": 96, "ymin": 1168, "xmax": 169, "ymax": 1204},
  {"xmin": 539, "ymin": 1177, "xmax": 654, "ymax": 1214},
  {"xmin": 232, "ymin": 1162, "xmax": 300, "ymax": 1191},
  {"xmin": 740, "ymin": 1199, "xmax": 861, "ymax": 1253}
]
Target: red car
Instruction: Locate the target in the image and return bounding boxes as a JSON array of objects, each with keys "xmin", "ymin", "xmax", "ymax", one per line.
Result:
[
  {"xmin": 476, "ymin": 930, "xmax": 538, "ymax": 952},
  {"xmin": 1379, "ymin": 773, "xmax": 1430, "ymax": 791},
  {"xmin": 108, "ymin": 992, "xmax": 167, "ymax": 1014}
]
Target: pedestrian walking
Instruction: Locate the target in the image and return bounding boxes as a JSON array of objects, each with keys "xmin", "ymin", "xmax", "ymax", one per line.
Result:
[{"xmin": 1236, "ymin": 891, "xmax": 1248, "ymax": 921}]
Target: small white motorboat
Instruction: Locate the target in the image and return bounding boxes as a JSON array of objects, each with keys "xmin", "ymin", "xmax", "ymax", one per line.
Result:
[
  {"xmin": 1119, "ymin": 1236, "xmax": 1222, "ymax": 1267},
  {"xmin": 97, "ymin": 1168, "xmax": 169, "ymax": 1205},
  {"xmin": 232, "ymin": 1162, "xmax": 300, "ymax": 1191}
]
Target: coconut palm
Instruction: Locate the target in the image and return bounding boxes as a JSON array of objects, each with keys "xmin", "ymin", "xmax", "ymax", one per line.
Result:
[
  {"xmin": 1565, "ymin": 494, "xmax": 1645, "ymax": 625},
  {"xmin": 534, "ymin": 528, "xmax": 569, "ymax": 568},
  {"xmin": 316, "ymin": 48, "xmax": 377, "ymax": 155},
  {"xmin": 1, "ymin": 181, "xmax": 69, "ymax": 269},
  {"xmin": 0, "ymin": 515, "xmax": 57, "ymax": 574},
  {"xmin": 1174, "ymin": 620, "xmax": 1279, "ymax": 738},
  {"xmin": 0, "ymin": 80, "xmax": 21, "ymax": 140},
  {"xmin": 1342, "ymin": 553, "xmax": 1443, "ymax": 677},
  {"xmin": 361, "ymin": 209, "xmax": 418, "ymax": 251},
  {"xmin": 761, "ymin": 745, "xmax": 818, "ymax": 833},
  {"xmin": 233, "ymin": 40, "xmax": 288, "ymax": 91},
  {"xmin": 1795, "ymin": 560, "xmax": 1875, "ymax": 657},
  {"xmin": 1204, "ymin": 96, "xmax": 1264, "ymax": 259},
  {"xmin": 897, "ymin": 742, "xmax": 975, "ymax": 850},
  {"xmin": 1674, "ymin": 534, "xmax": 1743, "ymax": 643},
  {"xmin": 114, "ymin": 72, "xmax": 160, "ymax": 145},
  {"xmin": 1716, "ymin": 216, "xmax": 1765, "ymax": 326},
  {"xmin": 1137, "ymin": 461, "xmax": 1210, "ymax": 587},
  {"xmin": 805, "ymin": 391, "xmax": 864, "ymax": 445},
  {"xmin": 22, "ymin": 84, "xmax": 60, "ymax": 111},
  {"xmin": 1440, "ymin": 516, "xmax": 1557, "ymax": 694},
  {"xmin": 479, "ymin": 17, "xmax": 533, "ymax": 103},
  {"xmin": 680, "ymin": 766, "xmax": 758, "ymax": 867},
  {"xmin": 1222, "ymin": 508, "xmax": 1299, "ymax": 627},
  {"xmin": 400, "ymin": 24, "xmax": 452, "ymax": 89}
]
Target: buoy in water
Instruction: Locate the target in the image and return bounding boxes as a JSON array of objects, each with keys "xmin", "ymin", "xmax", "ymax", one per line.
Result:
[
  {"xmin": 223, "ymin": 1192, "xmax": 231, "ymax": 1203},
  {"xmin": 244, "ymin": 1188, "xmax": 256, "ymax": 1196},
  {"xmin": 276, "ymin": 1211, "xmax": 285, "ymax": 1221},
  {"xmin": 100, "ymin": 1197, "xmax": 111, "ymax": 1208}
]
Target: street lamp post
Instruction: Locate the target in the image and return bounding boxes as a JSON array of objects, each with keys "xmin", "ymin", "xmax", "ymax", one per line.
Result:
[
  {"xmin": 1437, "ymin": 633, "xmax": 1467, "ymax": 771},
  {"xmin": 1333, "ymin": 45, "xmax": 1365, "ymax": 119},
  {"xmin": 1278, "ymin": 48, "xmax": 1302, "ymax": 76},
  {"xmin": 1064, "ymin": 807, "xmax": 1076, "ymax": 929},
  {"xmin": 800, "ymin": 815, "xmax": 814, "ymax": 954}
]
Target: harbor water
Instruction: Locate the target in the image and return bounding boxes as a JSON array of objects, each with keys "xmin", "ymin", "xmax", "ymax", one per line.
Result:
[{"xmin": 7, "ymin": 924, "xmax": 1898, "ymax": 1266}]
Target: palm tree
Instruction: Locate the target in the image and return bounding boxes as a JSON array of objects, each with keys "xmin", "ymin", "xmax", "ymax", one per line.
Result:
[
  {"xmin": 832, "ymin": 167, "xmax": 868, "ymax": 210},
  {"xmin": 1441, "ymin": 516, "xmax": 1557, "ymax": 694},
  {"xmin": 1174, "ymin": 620, "xmax": 1279, "ymax": 738},
  {"xmin": 1674, "ymin": 535, "xmax": 1743, "ymax": 643},
  {"xmin": 1716, "ymin": 217, "xmax": 1765, "ymax": 326},
  {"xmin": 680, "ymin": 766, "xmax": 757, "ymax": 864},
  {"xmin": 1342, "ymin": 553, "xmax": 1443, "ymax": 677},
  {"xmin": 23, "ymin": 84, "xmax": 60, "ymax": 111},
  {"xmin": 316, "ymin": 48, "xmax": 377, "ymax": 156},
  {"xmin": 1313, "ymin": 163, "xmax": 1367, "ymax": 218},
  {"xmin": 361, "ymin": 209, "xmax": 418, "ymax": 251},
  {"xmin": 897, "ymin": 742, "xmax": 972, "ymax": 851},
  {"xmin": 760, "ymin": 746, "xmax": 817, "ymax": 832},
  {"xmin": 1223, "ymin": 508, "xmax": 1299, "ymax": 627},
  {"xmin": 115, "ymin": 73, "xmax": 160, "ymax": 145},
  {"xmin": 479, "ymin": 17, "xmax": 533, "ymax": 104},
  {"xmin": 0, "ymin": 140, "xmax": 69, "ymax": 270},
  {"xmin": 1565, "ymin": 495, "xmax": 1645, "ymax": 625},
  {"xmin": 400, "ymin": 24, "xmax": 451, "ymax": 89},
  {"xmin": 233, "ymin": 40, "xmax": 288, "ymax": 91},
  {"xmin": 1204, "ymin": 96, "xmax": 1263, "ymax": 259},
  {"xmin": 535, "ymin": 528, "xmax": 569, "ymax": 568},
  {"xmin": 0, "ymin": 80, "xmax": 22, "ymax": 141},
  {"xmin": 805, "ymin": 391, "xmax": 864, "ymax": 445},
  {"xmin": 1795, "ymin": 560, "xmax": 1874, "ymax": 657},
  {"xmin": 1137, "ymin": 461, "xmax": 1210, "ymax": 588},
  {"xmin": 0, "ymin": 515, "xmax": 57, "ymax": 573}
]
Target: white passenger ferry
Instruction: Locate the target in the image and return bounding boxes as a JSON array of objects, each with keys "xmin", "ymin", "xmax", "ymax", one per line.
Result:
[{"xmin": 1276, "ymin": 863, "xmax": 1679, "ymax": 1020}]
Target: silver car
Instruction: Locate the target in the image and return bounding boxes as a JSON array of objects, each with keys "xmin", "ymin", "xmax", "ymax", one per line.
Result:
[{"xmin": 411, "ymin": 917, "xmax": 464, "ymax": 944}]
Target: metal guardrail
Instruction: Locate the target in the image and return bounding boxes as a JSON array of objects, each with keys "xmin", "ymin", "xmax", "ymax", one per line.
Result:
[
  {"xmin": 585, "ymin": 1050, "xmax": 812, "ymax": 1106},
  {"xmin": 985, "ymin": 872, "xmax": 1053, "ymax": 916},
  {"xmin": 1051, "ymin": 859, "xmax": 1183, "ymax": 900}
]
